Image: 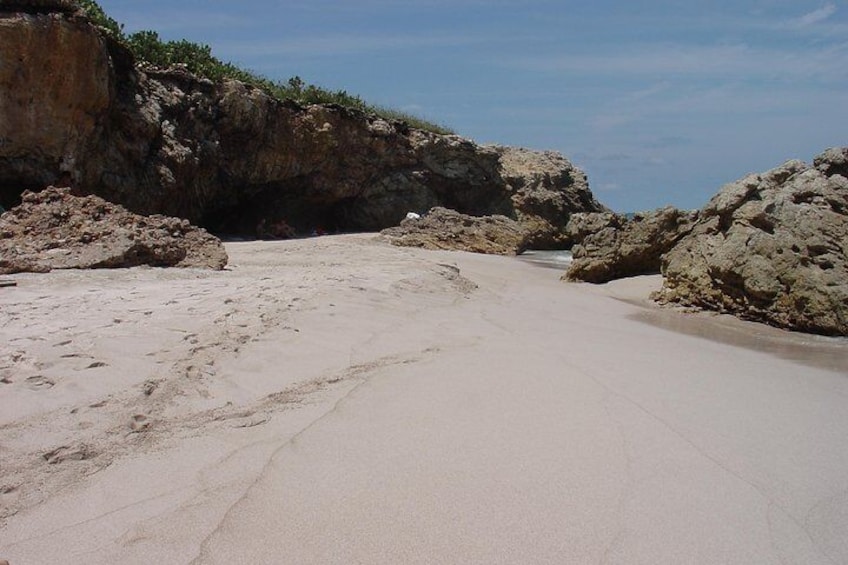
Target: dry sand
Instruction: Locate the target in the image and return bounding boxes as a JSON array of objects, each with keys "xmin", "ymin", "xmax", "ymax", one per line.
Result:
[{"xmin": 1, "ymin": 234, "xmax": 846, "ymax": 564}]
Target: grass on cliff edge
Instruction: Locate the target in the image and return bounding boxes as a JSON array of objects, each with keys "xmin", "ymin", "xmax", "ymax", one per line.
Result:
[{"xmin": 76, "ymin": 0, "xmax": 454, "ymax": 135}]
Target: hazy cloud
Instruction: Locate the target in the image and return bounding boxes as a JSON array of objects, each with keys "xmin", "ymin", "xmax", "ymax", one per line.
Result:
[
  {"xmin": 509, "ymin": 42, "xmax": 847, "ymax": 81},
  {"xmin": 796, "ymin": 3, "xmax": 837, "ymax": 26}
]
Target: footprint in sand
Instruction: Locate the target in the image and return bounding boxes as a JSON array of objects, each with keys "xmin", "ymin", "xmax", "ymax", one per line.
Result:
[
  {"xmin": 26, "ymin": 375, "xmax": 55, "ymax": 390},
  {"xmin": 129, "ymin": 414, "xmax": 151, "ymax": 433},
  {"xmin": 1, "ymin": 350, "xmax": 41, "ymax": 383},
  {"xmin": 43, "ymin": 444, "xmax": 95, "ymax": 465}
]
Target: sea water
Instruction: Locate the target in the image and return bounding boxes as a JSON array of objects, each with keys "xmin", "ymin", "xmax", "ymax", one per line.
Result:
[{"xmin": 517, "ymin": 249, "xmax": 573, "ymax": 270}]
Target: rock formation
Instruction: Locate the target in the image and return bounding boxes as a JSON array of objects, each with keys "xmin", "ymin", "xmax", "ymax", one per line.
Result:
[
  {"xmin": 655, "ymin": 149, "xmax": 848, "ymax": 336},
  {"xmin": 563, "ymin": 207, "xmax": 697, "ymax": 283},
  {"xmin": 381, "ymin": 207, "xmax": 529, "ymax": 255},
  {"xmin": 0, "ymin": 186, "xmax": 228, "ymax": 273},
  {"xmin": 0, "ymin": 6, "xmax": 605, "ymax": 244},
  {"xmin": 493, "ymin": 147, "xmax": 604, "ymax": 248}
]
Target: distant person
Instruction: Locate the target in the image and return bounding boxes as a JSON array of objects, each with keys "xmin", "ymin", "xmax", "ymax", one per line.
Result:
[
  {"xmin": 271, "ymin": 219, "xmax": 295, "ymax": 239},
  {"xmin": 256, "ymin": 217, "xmax": 270, "ymax": 239}
]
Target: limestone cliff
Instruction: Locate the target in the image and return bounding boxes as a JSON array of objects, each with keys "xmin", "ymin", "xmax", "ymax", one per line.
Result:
[{"xmin": 0, "ymin": 6, "xmax": 605, "ymax": 243}]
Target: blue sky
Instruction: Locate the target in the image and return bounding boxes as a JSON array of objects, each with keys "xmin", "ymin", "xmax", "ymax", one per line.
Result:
[{"xmin": 97, "ymin": 0, "xmax": 847, "ymax": 212}]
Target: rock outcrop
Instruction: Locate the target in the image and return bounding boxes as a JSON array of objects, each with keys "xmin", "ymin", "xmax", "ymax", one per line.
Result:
[
  {"xmin": 563, "ymin": 207, "xmax": 697, "ymax": 283},
  {"xmin": 381, "ymin": 207, "xmax": 529, "ymax": 255},
  {"xmin": 493, "ymin": 147, "xmax": 604, "ymax": 247},
  {"xmin": 0, "ymin": 186, "xmax": 228, "ymax": 273},
  {"xmin": 0, "ymin": 7, "xmax": 605, "ymax": 243},
  {"xmin": 655, "ymin": 150, "xmax": 848, "ymax": 336}
]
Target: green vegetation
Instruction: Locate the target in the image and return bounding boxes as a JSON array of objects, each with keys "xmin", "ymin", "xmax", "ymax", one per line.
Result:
[
  {"xmin": 76, "ymin": 0, "xmax": 123, "ymax": 38},
  {"xmin": 76, "ymin": 0, "xmax": 453, "ymax": 134}
]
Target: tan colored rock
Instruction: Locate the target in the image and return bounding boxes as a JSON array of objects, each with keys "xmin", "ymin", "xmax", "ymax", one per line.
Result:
[
  {"xmin": 655, "ymin": 150, "xmax": 848, "ymax": 336},
  {"xmin": 0, "ymin": 187, "xmax": 228, "ymax": 274},
  {"xmin": 562, "ymin": 211, "xmax": 622, "ymax": 245},
  {"xmin": 381, "ymin": 207, "xmax": 529, "ymax": 255},
  {"xmin": 0, "ymin": 11, "xmax": 112, "ymax": 188},
  {"xmin": 495, "ymin": 146, "xmax": 607, "ymax": 247},
  {"xmin": 563, "ymin": 207, "xmax": 697, "ymax": 283}
]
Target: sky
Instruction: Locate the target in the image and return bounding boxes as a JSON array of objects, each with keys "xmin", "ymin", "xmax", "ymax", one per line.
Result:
[{"xmin": 96, "ymin": 0, "xmax": 847, "ymax": 212}]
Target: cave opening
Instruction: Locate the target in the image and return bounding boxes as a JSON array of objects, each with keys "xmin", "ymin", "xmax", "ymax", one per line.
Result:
[
  {"xmin": 201, "ymin": 187, "xmax": 364, "ymax": 240},
  {"xmin": 0, "ymin": 178, "xmax": 54, "ymax": 213}
]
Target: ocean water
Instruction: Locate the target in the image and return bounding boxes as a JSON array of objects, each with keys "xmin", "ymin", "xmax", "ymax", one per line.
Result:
[{"xmin": 517, "ymin": 249, "xmax": 573, "ymax": 270}]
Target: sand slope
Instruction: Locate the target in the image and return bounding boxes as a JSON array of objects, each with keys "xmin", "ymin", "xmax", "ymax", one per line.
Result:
[{"xmin": 1, "ymin": 235, "xmax": 846, "ymax": 564}]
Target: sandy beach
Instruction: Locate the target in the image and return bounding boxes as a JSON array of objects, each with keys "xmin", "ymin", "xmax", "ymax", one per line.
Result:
[{"xmin": 1, "ymin": 234, "xmax": 846, "ymax": 564}]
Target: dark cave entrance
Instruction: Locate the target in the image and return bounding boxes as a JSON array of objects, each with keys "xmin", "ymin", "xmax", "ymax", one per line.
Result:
[
  {"xmin": 0, "ymin": 177, "xmax": 54, "ymax": 213},
  {"xmin": 201, "ymin": 187, "xmax": 362, "ymax": 239}
]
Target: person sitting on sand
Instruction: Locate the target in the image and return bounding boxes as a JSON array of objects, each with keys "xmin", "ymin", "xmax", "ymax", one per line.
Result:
[{"xmin": 270, "ymin": 219, "xmax": 296, "ymax": 239}]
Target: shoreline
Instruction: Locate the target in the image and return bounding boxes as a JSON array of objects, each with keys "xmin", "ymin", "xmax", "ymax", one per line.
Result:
[
  {"xmin": 1, "ymin": 234, "xmax": 846, "ymax": 564},
  {"xmin": 567, "ymin": 274, "xmax": 848, "ymax": 375}
]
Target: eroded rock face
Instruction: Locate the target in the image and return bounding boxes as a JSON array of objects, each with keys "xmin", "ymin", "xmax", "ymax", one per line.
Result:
[
  {"xmin": 655, "ymin": 151, "xmax": 848, "ymax": 336},
  {"xmin": 0, "ymin": 186, "xmax": 228, "ymax": 273},
  {"xmin": 494, "ymin": 147, "xmax": 605, "ymax": 247},
  {"xmin": 563, "ymin": 207, "xmax": 697, "ymax": 283},
  {"xmin": 381, "ymin": 207, "xmax": 529, "ymax": 255},
  {"xmin": 0, "ymin": 8, "xmax": 605, "ymax": 242},
  {"xmin": 0, "ymin": 11, "xmax": 113, "ymax": 192}
]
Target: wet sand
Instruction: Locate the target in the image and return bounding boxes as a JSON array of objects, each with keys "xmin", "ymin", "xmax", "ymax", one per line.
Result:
[{"xmin": 1, "ymin": 235, "xmax": 846, "ymax": 564}]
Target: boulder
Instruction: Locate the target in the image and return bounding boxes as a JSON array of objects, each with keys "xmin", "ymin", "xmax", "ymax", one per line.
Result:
[
  {"xmin": 562, "ymin": 211, "xmax": 622, "ymax": 246},
  {"xmin": 381, "ymin": 207, "xmax": 529, "ymax": 255},
  {"xmin": 0, "ymin": 8, "xmax": 606, "ymax": 241},
  {"xmin": 0, "ymin": 186, "xmax": 228, "ymax": 274},
  {"xmin": 493, "ymin": 146, "xmax": 606, "ymax": 247},
  {"xmin": 563, "ymin": 207, "xmax": 697, "ymax": 283},
  {"xmin": 655, "ymin": 150, "xmax": 848, "ymax": 336}
]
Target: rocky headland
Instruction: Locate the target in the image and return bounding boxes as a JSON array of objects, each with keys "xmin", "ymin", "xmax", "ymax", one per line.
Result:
[
  {"xmin": 0, "ymin": 3, "xmax": 604, "ymax": 249},
  {"xmin": 565, "ymin": 149, "xmax": 848, "ymax": 336},
  {"xmin": 655, "ymin": 149, "xmax": 848, "ymax": 336}
]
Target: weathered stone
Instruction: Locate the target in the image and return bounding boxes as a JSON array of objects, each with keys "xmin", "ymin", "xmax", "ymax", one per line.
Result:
[
  {"xmin": 493, "ymin": 147, "xmax": 606, "ymax": 247},
  {"xmin": 381, "ymin": 207, "xmax": 530, "ymax": 255},
  {"xmin": 0, "ymin": 9, "xmax": 605, "ymax": 242},
  {"xmin": 814, "ymin": 146, "xmax": 848, "ymax": 180},
  {"xmin": 0, "ymin": 11, "xmax": 112, "ymax": 193},
  {"xmin": 563, "ymin": 207, "xmax": 697, "ymax": 283},
  {"xmin": 655, "ymin": 150, "xmax": 848, "ymax": 336},
  {"xmin": 562, "ymin": 212, "xmax": 622, "ymax": 246},
  {"xmin": 0, "ymin": 186, "xmax": 228, "ymax": 274}
]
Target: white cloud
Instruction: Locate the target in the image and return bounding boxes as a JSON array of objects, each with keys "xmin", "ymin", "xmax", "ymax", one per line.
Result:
[
  {"xmin": 507, "ymin": 41, "xmax": 848, "ymax": 83},
  {"xmin": 796, "ymin": 3, "xmax": 837, "ymax": 26}
]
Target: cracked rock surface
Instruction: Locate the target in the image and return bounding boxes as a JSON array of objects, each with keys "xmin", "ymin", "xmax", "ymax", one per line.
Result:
[
  {"xmin": 655, "ymin": 148, "xmax": 848, "ymax": 336},
  {"xmin": 0, "ymin": 186, "xmax": 227, "ymax": 273}
]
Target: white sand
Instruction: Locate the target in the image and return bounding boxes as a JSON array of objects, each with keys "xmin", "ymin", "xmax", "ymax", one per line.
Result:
[{"xmin": 1, "ymin": 234, "xmax": 846, "ymax": 564}]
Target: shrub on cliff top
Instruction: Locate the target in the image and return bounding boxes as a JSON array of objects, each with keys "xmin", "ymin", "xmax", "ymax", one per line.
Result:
[
  {"xmin": 76, "ymin": 0, "xmax": 122, "ymax": 38},
  {"xmin": 74, "ymin": 1, "xmax": 453, "ymax": 135}
]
